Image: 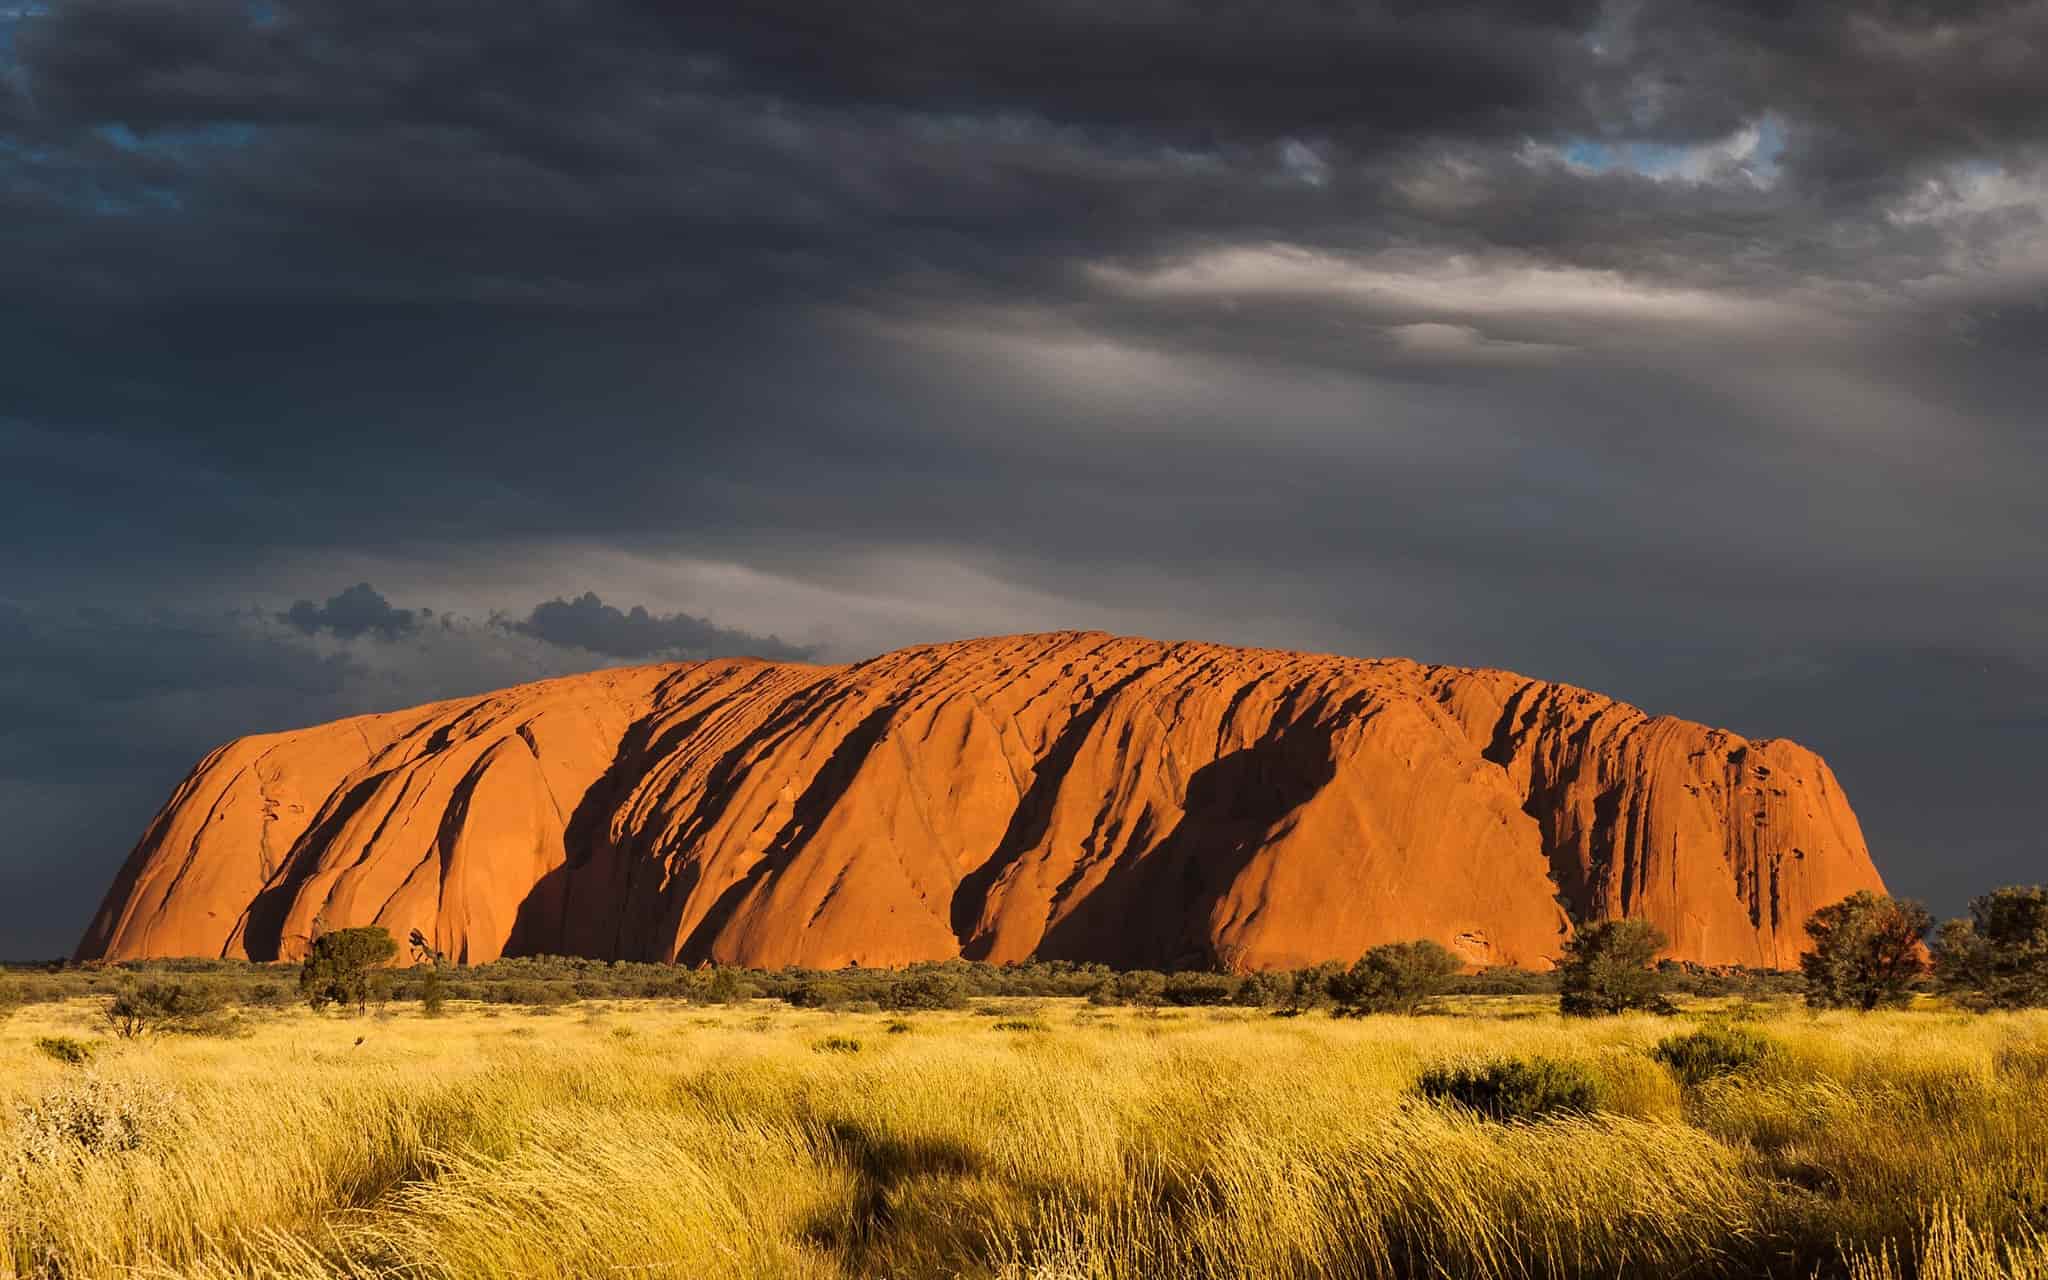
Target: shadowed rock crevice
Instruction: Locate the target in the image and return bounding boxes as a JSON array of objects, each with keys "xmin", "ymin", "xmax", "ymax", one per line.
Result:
[
  {"xmin": 948, "ymin": 665, "xmax": 1153, "ymax": 958},
  {"xmin": 235, "ymin": 770, "xmax": 395, "ymax": 961}
]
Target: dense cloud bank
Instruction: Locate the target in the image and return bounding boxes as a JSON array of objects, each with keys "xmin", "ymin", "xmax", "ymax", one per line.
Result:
[{"xmin": 2, "ymin": 1, "xmax": 2044, "ymax": 954}]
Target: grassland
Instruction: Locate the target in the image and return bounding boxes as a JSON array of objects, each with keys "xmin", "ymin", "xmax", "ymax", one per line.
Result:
[{"xmin": 3, "ymin": 994, "xmax": 2046, "ymax": 1279}]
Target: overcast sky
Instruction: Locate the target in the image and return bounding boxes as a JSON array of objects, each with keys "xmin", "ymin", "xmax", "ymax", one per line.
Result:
[{"xmin": 5, "ymin": 0, "xmax": 2045, "ymax": 958}]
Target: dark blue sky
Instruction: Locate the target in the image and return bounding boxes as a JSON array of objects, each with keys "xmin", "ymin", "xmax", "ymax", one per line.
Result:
[{"xmin": 4, "ymin": 0, "xmax": 2045, "ymax": 958}]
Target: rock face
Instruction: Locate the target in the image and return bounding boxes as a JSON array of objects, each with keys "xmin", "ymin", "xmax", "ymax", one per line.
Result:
[{"xmin": 77, "ymin": 632, "xmax": 1885, "ymax": 970}]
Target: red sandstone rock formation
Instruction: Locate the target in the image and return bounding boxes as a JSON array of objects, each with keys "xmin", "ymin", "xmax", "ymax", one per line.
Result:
[{"xmin": 76, "ymin": 632, "xmax": 1885, "ymax": 969}]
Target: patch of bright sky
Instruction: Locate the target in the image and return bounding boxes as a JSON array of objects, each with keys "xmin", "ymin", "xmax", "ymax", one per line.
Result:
[
  {"xmin": 1546, "ymin": 115, "xmax": 1785, "ymax": 188},
  {"xmin": 1889, "ymin": 158, "xmax": 2036, "ymax": 225},
  {"xmin": 94, "ymin": 121, "xmax": 262, "ymax": 153},
  {"xmin": 1278, "ymin": 139, "xmax": 1330, "ymax": 187}
]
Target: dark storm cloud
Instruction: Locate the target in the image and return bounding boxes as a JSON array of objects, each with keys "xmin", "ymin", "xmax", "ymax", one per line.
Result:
[
  {"xmin": 6, "ymin": 0, "xmax": 2045, "ymax": 315},
  {"xmin": 2, "ymin": 0, "xmax": 2044, "ymax": 955},
  {"xmin": 507, "ymin": 592, "xmax": 813, "ymax": 661},
  {"xmin": 282, "ymin": 582, "xmax": 420, "ymax": 640}
]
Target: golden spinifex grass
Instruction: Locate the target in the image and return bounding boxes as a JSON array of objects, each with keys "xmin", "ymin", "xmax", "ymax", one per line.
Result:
[{"xmin": 3, "ymin": 998, "xmax": 2046, "ymax": 1279}]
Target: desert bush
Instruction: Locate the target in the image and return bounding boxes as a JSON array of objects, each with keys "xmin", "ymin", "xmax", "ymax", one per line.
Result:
[
  {"xmin": 785, "ymin": 979, "xmax": 853, "ymax": 1009},
  {"xmin": 992, "ymin": 1018, "xmax": 1050, "ymax": 1032},
  {"xmin": 485, "ymin": 981, "xmax": 575, "ymax": 1007},
  {"xmin": 419, "ymin": 965, "xmax": 447, "ymax": 1018},
  {"xmin": 1161, "ymin": 972, "xmax": 1238, "ymax": 1006},
  {"xmin": 1285, "ymin": 961, "xmax": 1347, "ymax": 1012},
  {"xmin": 11, "ymin": 1072, "xmax": 180, "ymax": 1165},
  {"xmin": 1936, "ymin": 885, "xmax": 2048, "ymax": 1010},
  {"xmin": 104, "ymin": 980, "xmax": 233, "ymax": 1038},
  {"xmin": 1803, "ymin": 892, "xmax": 1933, "ymax": 1010},
  {"xmin": 1113, "ymin": 970, "xmax": 1168, "ymax": 1005},
  {"xmin": 1231, "ymin": 969, "xmax": 1292, "ymax": 1008},
  {"xmin": 1652, "ymin": 1024, "xmax": 1777, "ymax": 1085},
  {"xmin": 885, "ymin": 1020, "xmax": 914, "ymax": 1035},
  {"xmin": 1417, "ymin": 1055, "xmax": 1601, "ymax": 1121},
  {"xmin": 1446, "ymin": 965, "xmax": 1560, "ymax": 996},
  {"xmin": 1330, "ymin": 939, "xmax": 1464, "ymax": 1015},
  {"xmin": 811, "ymin": 1035, "xmax": 862, "ymax": 1054},
  {"xmin": 705, "ymin": 968, "xmax": 757, "ymax": 1005},
  {"xmin": 1559, "ymin": 920, "xmax": 1675, "ymax": 1016},
  {"xmin": 33, "ymin": 1036, "xmax": 98, "ymax": 1066},
  {"xmin": 877, "ymin": 970, "xmax": 967, "ymax": 1010},
  {"xmin": 299, "ymin": 926, "xmax": 398, "ymax": 1012},
  {"xmin": 243, "ymin": 981, "xmax": 290, "ymax": 1008}
]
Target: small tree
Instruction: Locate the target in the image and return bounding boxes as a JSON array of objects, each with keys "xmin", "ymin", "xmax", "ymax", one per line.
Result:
[
  {"xmin": 1281, "ymin": 961, "xmax": 1346, "ymax": 1014},
  {"xmin": 418, "ymin": 964, "xmax": 448, "ymax": 1018},
  {"xmin": 705, "ymin": 966, "xmax": 750, "ymax": 1005},
  {"xmin": 1559, "ymin": 920, "xmax": 1675, "ymax": 1017},
  {"xmin": 1329, "ymin": 940, "xmax": 1464, "ymax": 1016},
  {"xmin": 299, "ymin": 926, "xmax": 398, "ymax": 1013},
  {"xmin": 1801, "ymin": 891, "xmax": 1932, "ymax": 1010},
  {"xmin": 1935, "ymin": 885, "xmax": 2048, "ymax": 1011},
  {"xmin": 104, "ymin": 980, "xmax": 230, "ymax": 1038},
  {"xmin": 407, "ymin": 926, "xmax": 449, "ymax": 1017}
]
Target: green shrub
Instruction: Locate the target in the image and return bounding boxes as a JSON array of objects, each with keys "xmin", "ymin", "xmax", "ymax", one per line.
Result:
[
  {"xmin": 1652, "ymin": 1023, "xmax": 1776, "ymax": 1085},
  {"xmin": 1231, "ymin": 969, "xmax": 1292, "ymax": 1008},
  {"xmin": 705, "ymin": 968, "xmax": 756, "ymax": 1005},
  {"xmin": 812, "ymin": 1035, "xmax": 862, "ymax": 1054},
  {"xmin": 883, "ymin": 971, "xmax": 969, "ymax": 1010},
  {"xmin": 486, "ymin": 980, "xmax": 575, "ymax": 1007},
  {"xmin": 1935, "ymin": 885, "xmax": 2048, "ymax": 1010},
  {"xmin": 244, "ymin": 981, "xmax": 290, "ymax": 1008},
  {"xmin": 1113, "ymin": 970, "xmax": 1167, "ymax": 1005},
  {"xmin": 105, "ymin": 980, "xmax": 234, "ymax": 1038},
  {"xmin": 299, "ymin": 926, "xmax": 399, "ymax": 1013},
  {"xmin": 1802, "ymin": 891, "xmax": 1932, "ymax": 1010},
  {"xmin": 1330, "ymin": 939, "xmax": 1464, "ymax": 1015},
  {"xmin": 34, "ymin": 1035, "xmax": 98, "ymax": 1065},
  {"xmin": 1445, "ymin": 965, "xmax": 1560, "ymax": 997},
  {"xmin": 786, "ymin": 979, "xmax": 852, "ymax": 1009},
  {"xmin": 1559, "ymin": 920, "xmax": 1676, "ymax": 1017},
  {"xmin": 419, "ymin": 965, "xmax": 447, "ymax": 1018},
  {"xmin": 1417, "ymin": 1056, "xmax": 1600, "ymax": 1121},
  {"xmin": 1161, "ymin": 972, "xmax": 1238, "ymax": 1006}
]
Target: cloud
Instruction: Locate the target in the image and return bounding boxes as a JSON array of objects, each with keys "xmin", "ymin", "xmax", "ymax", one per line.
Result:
[
  {"xmin": 1089, "ymin": 245, "xmax": 1830, "ymax": 339},
  {"xmin": 507, "ymin": 591, "xmax": 814, "ymax": 661},
  {"xmin": 1, "ymin": 0, "xmax": 2046, "ymax": 959},
  {"xmin": 281, "ymin": 582, "xmax": 420, "ymax": 640}
]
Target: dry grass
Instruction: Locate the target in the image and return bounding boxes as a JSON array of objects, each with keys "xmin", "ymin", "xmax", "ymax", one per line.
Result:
[{"xmin": 3, "ymin": 995, "xmax": 2044, "ymax": 1279}]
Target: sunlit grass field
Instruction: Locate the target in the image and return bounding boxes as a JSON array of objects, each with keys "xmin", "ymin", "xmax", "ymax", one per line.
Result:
[{"xmin": 4, "ymin": 995, "xmax": 2046, "ymax": 1279}]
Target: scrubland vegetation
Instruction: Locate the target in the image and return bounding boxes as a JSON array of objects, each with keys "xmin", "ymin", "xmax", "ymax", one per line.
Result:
[
  {"xmin": 1, "ymin": 991, "xmax": 2044, "ymax": 1279},
  {"xmin": 4, "ymin": 886, "xmax": 2043, "ymax": 1279}
]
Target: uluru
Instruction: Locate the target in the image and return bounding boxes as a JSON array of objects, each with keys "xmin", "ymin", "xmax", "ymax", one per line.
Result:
[{"xmin": 76, "ymin": 632, "xmax": 1885, "ymax": 970}]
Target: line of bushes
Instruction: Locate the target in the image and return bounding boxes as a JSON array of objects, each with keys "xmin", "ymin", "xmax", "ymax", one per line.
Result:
[{"xmin": 7, "ymin": 880, "xmax": 2037, "ymax": 1020}]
